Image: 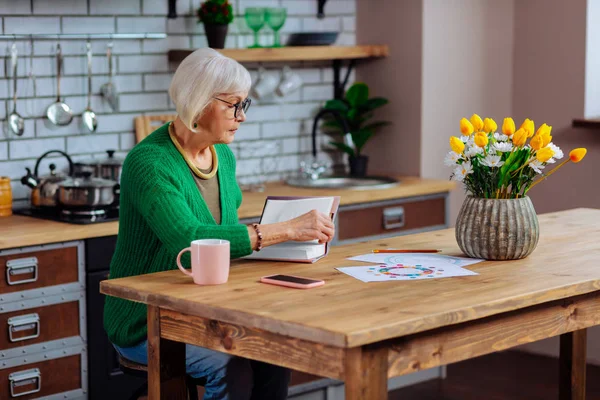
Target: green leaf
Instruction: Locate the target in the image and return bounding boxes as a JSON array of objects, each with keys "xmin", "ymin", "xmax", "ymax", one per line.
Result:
[
  {"xmin": 329, "ymin": 141, "xmax": 355, "ymax": 157},
  {"xmin": 323, "ymin": 99, "xmax": 349, "ymax": 112},
  {"xmin": 363, "ymin": 121, "xmax": 391, "ymax": 132},
  {"xmin": 361, "ymin": 97, "xmax": 389, "ymax": 112},
  {"xmin": 345, "ymin": 83, "xmax": 369, "ymax": 108},
  {"xmin": 351, "ymin": 129, "xmax": 373, "ymax": 154}
]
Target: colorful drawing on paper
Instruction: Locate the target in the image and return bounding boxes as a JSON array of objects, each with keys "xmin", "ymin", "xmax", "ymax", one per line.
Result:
[
  {"xmin": 346, "ymin": 253, "xmax": 483, "ymax": 268},
  {"xmin": 336, "ymin": 263, "xmax": 477, "ymax": 283},
  {"xmin": 366, "ymin": 264, "xmax": 441, "ymax": 279}
]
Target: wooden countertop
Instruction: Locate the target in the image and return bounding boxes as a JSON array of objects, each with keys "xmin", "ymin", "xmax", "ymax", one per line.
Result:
[{"xmin": 0, "ymin": 176, "xmax": 454, "ymax": 251}]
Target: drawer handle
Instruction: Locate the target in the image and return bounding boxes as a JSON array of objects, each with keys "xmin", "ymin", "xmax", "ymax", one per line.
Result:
[
  {"xmin": 383, "ymin": 206, "xmax": 405, "ymax": 230},
  {"xmin": 6, "ymin": 257, "xmax": 38, "ymax": 286},
  {"xmin": 8, "ymin": 313, "xmax": 40, "ymax": 343},
  {"xmin": 9, "ymin": 368, "xmax": 41, "ymax": 397}
]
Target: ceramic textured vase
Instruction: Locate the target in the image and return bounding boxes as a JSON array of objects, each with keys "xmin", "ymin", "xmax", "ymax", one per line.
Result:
[{"xmin": 455, "ymin": 196, "xmax": 539, "ymax": 260}]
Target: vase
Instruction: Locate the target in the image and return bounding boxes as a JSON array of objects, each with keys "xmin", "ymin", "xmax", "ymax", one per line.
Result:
[
  {"xmin": 348, "ymin": 155, "xmax": 368, "ymax": 177},
  {"xmin": 455, "ymin": 196, "xmax": 539, "ymax": 260},
  {"xmin": 204, "ymin": 23, "xmax": 228, "ymax": 49}
]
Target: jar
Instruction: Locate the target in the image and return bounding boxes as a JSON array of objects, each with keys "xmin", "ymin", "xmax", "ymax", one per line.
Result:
[{"xmin": 0, "ymin": 176, "xmax": 13, "ymax": 217}]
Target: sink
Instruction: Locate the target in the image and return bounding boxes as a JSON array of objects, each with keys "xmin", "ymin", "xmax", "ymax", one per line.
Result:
[{"xmin": 285, "ymin": 176, "xmax": 399, "ymax": 190}]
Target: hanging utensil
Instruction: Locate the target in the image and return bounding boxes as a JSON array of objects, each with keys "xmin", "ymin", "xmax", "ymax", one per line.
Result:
[
  {"xmin": 82, "ymin": 41, "xmax": 98, "ymax": 132},
  {"xmin": 46, "ymin": 44, "xmax": 73, "ymax": 126},
  {"xmin": 100, "ymin": 42, "xmax": 119, "ymax": 112},
  {"xmin": 8, "ymin": 43, "xmax": 25, "ymax": 136}
]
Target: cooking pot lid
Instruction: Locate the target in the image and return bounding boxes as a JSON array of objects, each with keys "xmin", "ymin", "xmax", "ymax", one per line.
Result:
[
  {"xmin": 97, "ymin": 149, "xmax": 123, "ymax": 166},
  {"xmin": 59, "ymin": 171, "xmax": 117, "ymax": 188}
]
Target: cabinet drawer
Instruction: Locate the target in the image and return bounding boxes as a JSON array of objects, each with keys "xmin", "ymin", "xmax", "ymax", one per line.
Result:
[
  {"xmin": 0, "ymin": 302, "xmax": 79, "ymax": 351},
  {"xmin": 337, "ymin": 197, "xmax": 446, "ymax": 241},
  {"xmin": 0, "ymin": 353, "xmax": 81, "ymax": 399},
  {"xmin": 0, "ymin": 246, "xmax": 78, "ymax": 295}
]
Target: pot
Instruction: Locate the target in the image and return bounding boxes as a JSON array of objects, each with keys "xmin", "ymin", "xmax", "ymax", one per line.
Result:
[
  {"xmin": 96, "ymin": 150, "xmax": 123, "ymax": 183},
  {"xmin": 20, "ymin": 150, "xmax": 74, "ymax": 208},
  {"xmin": 58, "ymin": 171, "xmax": 119, "ymax": 208}
]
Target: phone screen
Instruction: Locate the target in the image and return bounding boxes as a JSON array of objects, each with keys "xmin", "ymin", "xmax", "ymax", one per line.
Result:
[{"xmin": 265, "ymin": 275, "xmax": 321, "ymax": 285}]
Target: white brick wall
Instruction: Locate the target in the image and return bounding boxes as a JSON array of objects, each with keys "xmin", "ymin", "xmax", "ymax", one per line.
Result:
[{"xmin": 0, "ymin": 0, "xmax": 356, "ymax": 202}]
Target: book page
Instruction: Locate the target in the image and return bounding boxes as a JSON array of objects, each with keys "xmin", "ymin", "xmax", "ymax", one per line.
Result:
[{"xmin": 260, "ymin": 197, "xmax": 334, "ymax": 225}]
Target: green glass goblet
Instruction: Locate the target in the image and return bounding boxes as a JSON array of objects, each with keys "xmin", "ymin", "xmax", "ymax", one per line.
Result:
[
  {"xmin": 265, "ymin": 7, "xmax": 287, "ymax": 48},
  {"xmin": 245, "ymin": 7, "xmax": 265, "ymax": 49}
]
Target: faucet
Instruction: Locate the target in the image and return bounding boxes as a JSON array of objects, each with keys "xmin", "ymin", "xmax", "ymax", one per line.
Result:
[{"xmin": 301, "ymin": 108, "xmax": 353, "ymax": 180}]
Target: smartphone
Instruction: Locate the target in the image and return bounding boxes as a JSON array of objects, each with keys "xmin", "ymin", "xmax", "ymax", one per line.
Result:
[{"xmin": 260, "ymin": 274, "xmax": 325, "ymax": 289}]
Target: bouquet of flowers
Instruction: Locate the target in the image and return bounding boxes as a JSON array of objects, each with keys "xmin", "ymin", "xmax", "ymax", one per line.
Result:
[{"xmin": 447, "ymin": 114, "xmax": 587, "ymax": 199}]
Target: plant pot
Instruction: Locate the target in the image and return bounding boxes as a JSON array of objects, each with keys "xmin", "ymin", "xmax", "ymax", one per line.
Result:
[
  {"xmin": 455, "ymin": 196, "xmax": 539, "ymax": 260},
  {"xmin": 348, "ymin": 155, "xmax": 368, "ymax": 177},
  {"xmin": 203, "ymin": 23, "xmax": 228, "ymax": 49}
]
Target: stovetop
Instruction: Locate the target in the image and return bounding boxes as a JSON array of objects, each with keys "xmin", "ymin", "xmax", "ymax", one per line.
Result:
[{"xmin": 15, "ymin": 207, "xmax": 119, "ymax": 225}]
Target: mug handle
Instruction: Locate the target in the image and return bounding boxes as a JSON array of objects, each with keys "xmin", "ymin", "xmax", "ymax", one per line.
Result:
[{"xmin": 176, "ymin": 247, "xmax": 193, "ymax": 277}]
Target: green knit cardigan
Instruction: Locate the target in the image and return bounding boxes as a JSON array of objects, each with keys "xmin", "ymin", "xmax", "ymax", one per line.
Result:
[{"xmin": 103, "ymin": 123, "xmax": 252, "ymax": 347}]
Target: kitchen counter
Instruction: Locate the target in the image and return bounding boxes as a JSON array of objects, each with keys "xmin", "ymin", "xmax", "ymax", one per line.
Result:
[{"xmin": 1, "ymin": 176, "xmax": 454, "ymax": 250}]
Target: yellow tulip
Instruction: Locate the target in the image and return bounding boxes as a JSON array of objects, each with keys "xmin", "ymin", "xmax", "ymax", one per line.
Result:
[
  {"xmin": 470, "ymin": 114, "xmax": 484, "ymax": 131},
  {"xmin": 502, "ymin": 117, "xmax": 515, "ymax": 136},
  {"xmin": 520, "ymin": 118, "xmax": 535, "ymax": 138},
  {"xmin": 483, "ymin": 118, "xmax": 497, "ymax": 133},
  {"xmin": 474, "ymin": 132, "xmax": 489, "ymax": 148},
  {"xmin": 535, "ymin": 123, "xmax": 551, "ymax": 137},
  {"xmin": 530, "ymin": 134, "xmax": 543, "ymax": 151},
  {"xmin": 536, "ymin": 147, "xmax": 555, "ymax": 163},
  {"xmin": 449, "ymin": 136, "xmax": 465, "ymax": 154},
  {"xmin": 569, "ymin": 148, "xmax": 587, "ymax": 163},
  {"xmin": 512, "ymin": 128, "xmax": 528, "ymax": 146},
  {"xmin": 460, "ymin": 118, "xmax": 474, "ymax": 135}
]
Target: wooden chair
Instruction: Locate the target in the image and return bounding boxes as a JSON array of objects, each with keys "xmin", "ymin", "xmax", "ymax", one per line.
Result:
[
  {"xmin": 118, "ymin": 355, "xmax": 205, "ymax": 399},
  {"xmin": 134, "ymin": 114, "xmax": 177, "ymax": 144}
]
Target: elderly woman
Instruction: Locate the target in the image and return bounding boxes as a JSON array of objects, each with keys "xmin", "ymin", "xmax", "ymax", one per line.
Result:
[{"xmin": 104, "ymin": 48, "xmax": 335, "ymax": 399}]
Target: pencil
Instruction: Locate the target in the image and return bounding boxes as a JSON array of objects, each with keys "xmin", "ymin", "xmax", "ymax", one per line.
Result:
[{"xmin": 372, "ymin": 249, "xmax": 441, "ymax": 254}]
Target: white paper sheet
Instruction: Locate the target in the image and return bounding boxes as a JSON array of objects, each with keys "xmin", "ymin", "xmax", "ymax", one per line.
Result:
[
  {"xmin": 347, "ymin": 253, "xmax": 483, "ymax": 268},
  {"xmin": 336, "ymin": 263, "xmax": 478, "ymax": 282}
]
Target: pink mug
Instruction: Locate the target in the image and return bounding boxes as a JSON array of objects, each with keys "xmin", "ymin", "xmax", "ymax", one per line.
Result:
[{"xmin": 176, "ymin": 239, "xmax": 230, "ymax": 285}]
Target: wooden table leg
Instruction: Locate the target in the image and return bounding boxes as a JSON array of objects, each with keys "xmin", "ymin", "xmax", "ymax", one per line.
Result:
[
  {"xmin": 344, "ymin": 345, "xmax": 388, "ymax": 400},
  {"xmin": 560, "ymin": 329, "xmax": 587, "ymax": 400},
  {"xmin": 147, "ymin": 305, "xmax": 187, "ymax": 400}
]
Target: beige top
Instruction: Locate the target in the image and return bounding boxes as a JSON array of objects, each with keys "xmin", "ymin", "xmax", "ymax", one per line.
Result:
[{"xmin": 191, "ymin": 166, "xmax": 221, "ymax": 225}]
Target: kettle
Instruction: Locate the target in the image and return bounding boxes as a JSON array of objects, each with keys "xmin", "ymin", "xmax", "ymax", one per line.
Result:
[{"xmin": 20, "ymin": 150, "xmax": 74, "ymax": 208}]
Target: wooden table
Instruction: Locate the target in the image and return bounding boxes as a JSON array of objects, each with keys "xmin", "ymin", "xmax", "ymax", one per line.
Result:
[{"xmin": 100, "ymin": 208, "xmax": 600, "ymax": 399}]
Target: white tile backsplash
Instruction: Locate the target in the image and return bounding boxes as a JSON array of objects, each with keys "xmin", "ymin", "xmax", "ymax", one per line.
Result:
[
  {"xmin": 61, "ymin": 17, "xmax": 115, "ymax": 34},
  {"xmin": 0, "ymin": 0, "xmax": 356, "ymax": 200},
  {"xmin": 33, "ymin": 0, "xmax": 87, "ymax": 15}
]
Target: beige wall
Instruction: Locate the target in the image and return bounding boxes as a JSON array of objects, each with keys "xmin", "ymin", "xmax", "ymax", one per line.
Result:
[
  {"xmin": 356, "ymin": 0, "xmax": 423, "ymax": 177},
  {"xmin": 421, "ymin": 0, "xmax": 515, "ymax": 221}
]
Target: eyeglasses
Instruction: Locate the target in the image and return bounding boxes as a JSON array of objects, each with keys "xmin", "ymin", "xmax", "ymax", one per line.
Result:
[{"xmin": 214, "ymin": 97, "xmax": 251, "ymax": 119}]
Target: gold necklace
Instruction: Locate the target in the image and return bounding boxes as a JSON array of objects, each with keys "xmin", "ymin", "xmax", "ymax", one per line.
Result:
[{"xmin": 168, "ymin": 122, "xmax": 218, "ymax": 179}]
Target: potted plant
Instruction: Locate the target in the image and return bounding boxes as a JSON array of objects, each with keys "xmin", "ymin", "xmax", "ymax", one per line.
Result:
[
  {"xmin": 197, "ymin": 0, "xmax": 234, "ymax": 49},
  {"xmin": 448, "ymin": 114, "xmax": 587, "ymax": 260},
  {"xmin": 322, "ymin": 82, "xmax": 390, "ymax": 177}
]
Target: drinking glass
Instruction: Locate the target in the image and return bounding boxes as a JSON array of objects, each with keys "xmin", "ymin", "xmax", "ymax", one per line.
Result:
[
  {"xmin": 245, "ymin": 8, "xmax": 265, "ymax": 49},
  {"xmin": 265, "ymin": 7, "xmax": 287, "ymax": 48}
]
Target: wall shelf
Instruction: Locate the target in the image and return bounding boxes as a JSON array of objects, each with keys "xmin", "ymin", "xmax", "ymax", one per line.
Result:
[
  {"xmin": 167, "ymin": 45, "xmax": 389, "ymax": 64},
  {"xmin": 572, "ymin": 118, "xmax": 600, "ymax": 129}
]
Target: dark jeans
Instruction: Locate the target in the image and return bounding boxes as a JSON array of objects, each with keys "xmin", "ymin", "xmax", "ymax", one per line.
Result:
[{"xmin": 113, "ymin": 340, "xmax": 290, "ymax": 400}]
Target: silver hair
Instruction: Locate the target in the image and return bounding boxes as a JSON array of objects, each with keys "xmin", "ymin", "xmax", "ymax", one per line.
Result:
[{"xmin": 168, "ymin": 48, "xmax": 251, "ymax": 131}]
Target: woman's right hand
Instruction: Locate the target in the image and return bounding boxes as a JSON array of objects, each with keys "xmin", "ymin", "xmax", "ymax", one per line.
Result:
[{"xmin": 286, "ymin": 210, "xmax": 335, "ymax": 243}]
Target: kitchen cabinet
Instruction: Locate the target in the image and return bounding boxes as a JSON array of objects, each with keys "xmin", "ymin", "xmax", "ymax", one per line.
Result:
[{"xmin": 0, "ymin": 241, "xmax": 87, "ymax": 400}]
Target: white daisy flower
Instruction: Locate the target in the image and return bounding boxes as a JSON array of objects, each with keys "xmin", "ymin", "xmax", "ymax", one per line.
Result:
[
  {"xmin": 464, "ymin": 146, "xmax": 484, "ymax": 158},
  {"xmin": 479, "ymin": 154, "xmax": 504, "ymax": 168},
  {"xmin": 453, "ymin": 161, "xmax": 473, "ymax": 181},
  {"xmin": 493, "ymin": 132, "xmax": 509, "ymax": 142},
  {"xmin": 529, "ymin": 160, "xmax": 545, "ymax": 174},
  {"xmin": 493, "ymin": 142, "xmax": 513, "ymax": 152},
  {"xmin": 547, "ymin": 143, "xmax": 564, "ymax": 159},
  {"xmin": 444, "ymin": 151, "xmax": 462, "ymax": 166},
  {"xmin": 461, "ymin": 135, "xmax": 475, "ymax": 146}
]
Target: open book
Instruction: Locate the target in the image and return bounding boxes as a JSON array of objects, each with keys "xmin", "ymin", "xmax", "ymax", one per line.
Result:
[{"xmin": 244, "ymin": 196, "xmax": 340, "ymax": 263}]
